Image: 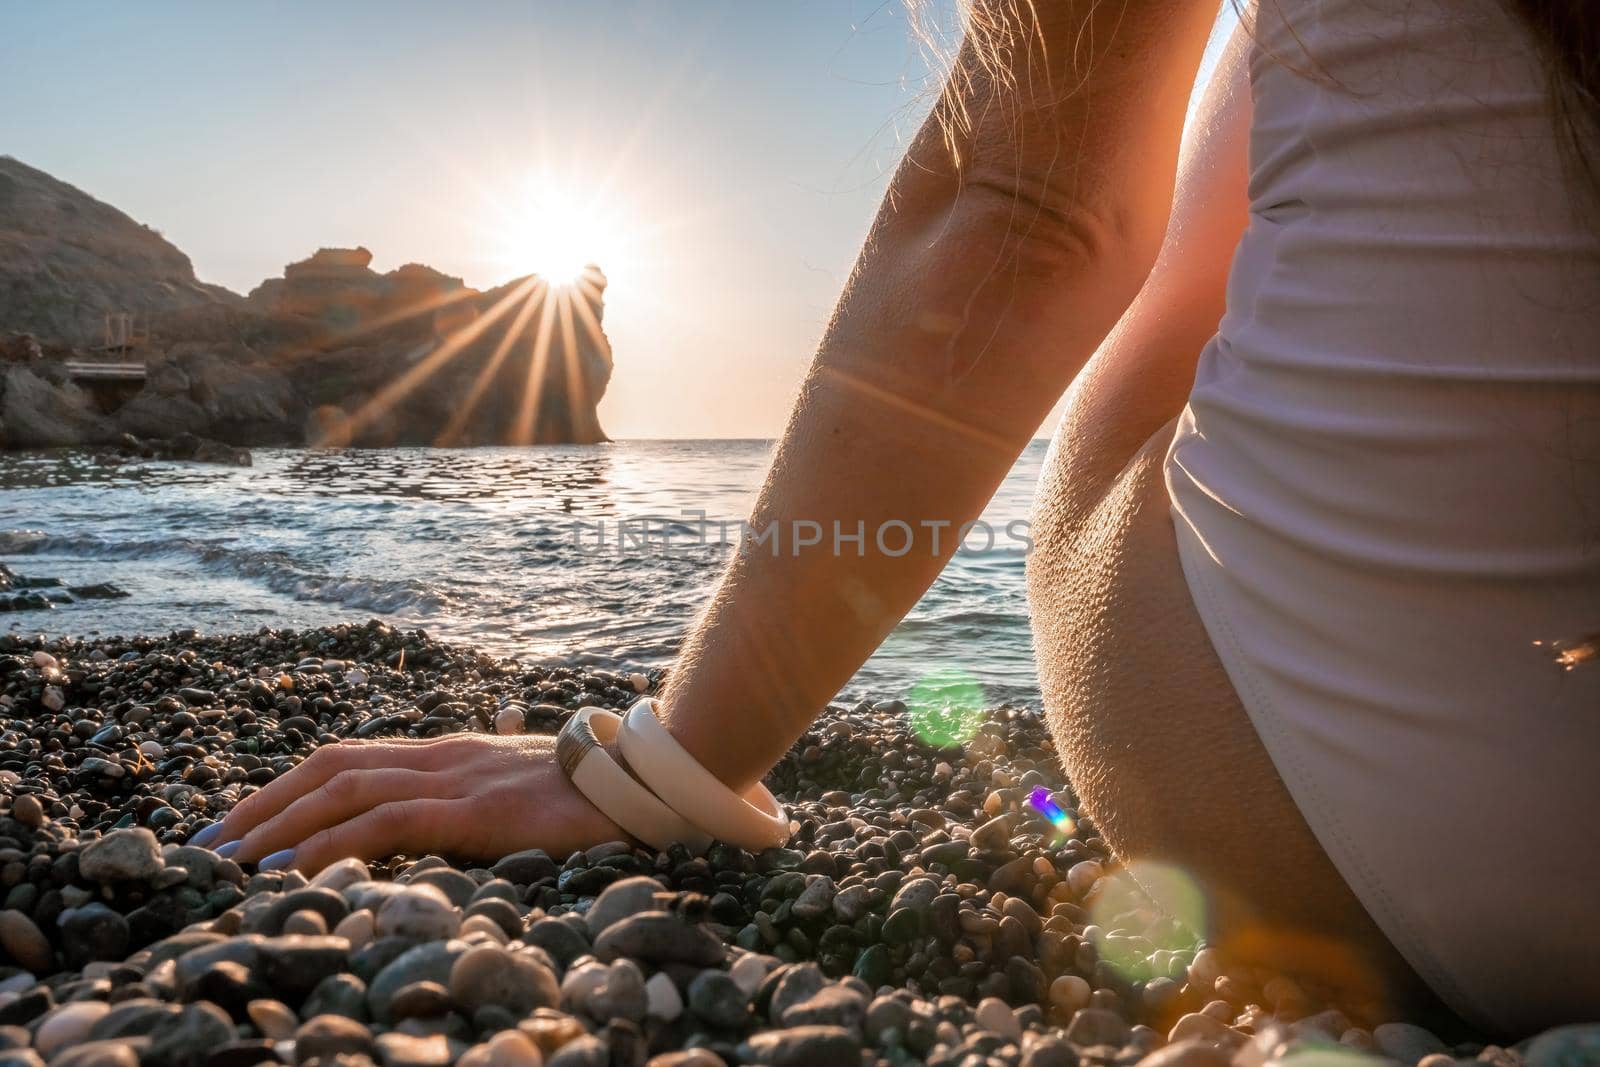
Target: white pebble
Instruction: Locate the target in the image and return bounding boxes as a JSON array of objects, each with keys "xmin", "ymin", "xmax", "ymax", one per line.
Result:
[
  {"xmin": 310, "ymin": 857, "xmax": 372, "ymax": 893},
  {"xmin": 1188, "ymin": 946, "xmax": 1223, "ymax": 987},
  {"xmin": 560, "ymin": 961, "xmax": 608, "ymax": 1014},
  {"xmin": 644, "ymin": 971, "xmax": 682, "ymax": 1021},
  {"xmin": 494, "ymin": 708, "xmax": 524, "ymax": 736},
  {"xmin": 375, "ymin": 885, "xmax": 460, "ymax": 941},
  {"xmin": 247, "ymin": 999, "xmax": 298, "ymax": 1041},
  {"xmin": 459, "ymin": 914, "xmax": 509, "ymax": 943},
  {"xmin": 975, "ymin": 996, "xmax": 1021, "ymax": 1040},
  {"xmin": 139, "ymin": 740, "xmax": 165, "ymax": 759},
  {"xmin": 1049, "ymin": 974, "xmax": 1091, "ymax": 1014},
  {"xmin": 332, "ymin": 909, "xmax": 375, "ymax": 952},
  {"xmin": 628, "ymin": 672, "xmax": 649, "ymax": 694},
  {"xmin": 32, "ymin": 651, "xmax": 58, "ymax": 670},
  {"xmin": 728, "ymin": 953, "xmax": 771, "ymax": 997},
  {"xmin": 346, "ymin": 668, "xmax": 369, "ymax": 686},
  {"xmin": 40, "ymin": 687, "xmax": 64, "ymax": 712},
  {"xmin": 1067, "ymin": 860, "xmax": 1103, "ymax": 897},
  {"xmin": 36, "ymin": 1001, "xmax": 109, "ymax": 1058},
  {"xmin": 283, "ymin": 909, "xmax": 328, "ymax": 936}
]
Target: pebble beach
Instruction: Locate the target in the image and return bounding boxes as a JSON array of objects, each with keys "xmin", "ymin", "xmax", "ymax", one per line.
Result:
[{"xmin": 0, "ymin": 621, "xmax": 1589, "ymax": 1067}]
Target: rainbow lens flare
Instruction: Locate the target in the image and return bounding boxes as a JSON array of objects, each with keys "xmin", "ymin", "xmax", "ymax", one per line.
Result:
[{"xmin": 1029, "ymin": 787, "xmax": 1076, "ymax": 836}]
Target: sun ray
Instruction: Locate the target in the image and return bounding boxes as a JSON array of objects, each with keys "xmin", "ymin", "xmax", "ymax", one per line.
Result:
[
  {"xmin": 330, "ymin": 276, "xmax": 539, "ymax": 445},
  {"xmin": 555, "ymin": 288, "xmax": 587, "ymax": 440},
  {"xmin": 513, "ymin": 289, "xmax": 561, "ymax": 445},
  {"xmin": 434, "ymin": 279, "xmax": 548, "ymax": 446}
]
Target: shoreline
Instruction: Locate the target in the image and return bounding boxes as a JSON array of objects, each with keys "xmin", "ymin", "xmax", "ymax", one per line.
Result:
[{"xmin": 0, "ymin": 622, "xmax": 1573, "ymax": 1065}]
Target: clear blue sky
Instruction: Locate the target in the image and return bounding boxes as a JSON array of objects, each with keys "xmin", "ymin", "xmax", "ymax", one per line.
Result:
[{"xmin": 1, "ymin": 2, "xmax": 1230, "ymax": 438}]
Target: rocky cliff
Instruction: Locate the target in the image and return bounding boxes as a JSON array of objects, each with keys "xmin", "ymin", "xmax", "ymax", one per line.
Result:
[
  {"xmin": 0, "ymin": 158, "xmax": 612, "ymax": 448},
  {"xmin": 0, "ymin": 157, "xmax": 241, "ymax": 348}
]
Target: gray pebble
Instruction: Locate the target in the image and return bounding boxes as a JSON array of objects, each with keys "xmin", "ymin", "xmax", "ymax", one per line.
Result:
[
  {"xmin": 79, "ymin": 829, "xmax": 164, "ymax": 884},
  {"xmin": 584, "ymin": 876, "xmax": 662, "ymax": 939},
  {"xmin": 687, "ymin": 970, "xmax": 751, "ymax": 1030},
  {"xmin": 447, "ymin": 944, "xmax": 559, "ymax": 1016}
]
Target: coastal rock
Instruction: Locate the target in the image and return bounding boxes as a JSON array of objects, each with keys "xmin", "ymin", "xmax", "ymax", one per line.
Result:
[
  {"xmin": 0, "ymin": 157, "xmax": 240, "ymax": 349},
  {"xmin": 0, "ymin": 158, "xmax": 615, "ymax": 449}
]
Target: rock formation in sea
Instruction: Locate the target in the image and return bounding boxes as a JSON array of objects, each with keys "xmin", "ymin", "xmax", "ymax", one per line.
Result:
[{"xmin": 0, "ymin": 156, "xmax": 613, "ymax": 448}]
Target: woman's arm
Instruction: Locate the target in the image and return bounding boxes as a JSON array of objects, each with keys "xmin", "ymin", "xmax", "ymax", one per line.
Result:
[
  {"xmin": 200, "ymin": 0, "xmax": 1216, "ymax": 871},
  {"xmin": 660, "ymin": 0, "xmax": 1220, "ymax": 789}
]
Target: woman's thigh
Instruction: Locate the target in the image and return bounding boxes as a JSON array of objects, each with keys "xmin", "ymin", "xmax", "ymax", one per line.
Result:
[{"xmin": 1026, "ymin": 409, "xmax": 1442, "ymax": 1021}]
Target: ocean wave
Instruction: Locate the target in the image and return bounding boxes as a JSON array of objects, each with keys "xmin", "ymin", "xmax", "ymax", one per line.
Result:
[{"xmin": 0, "ymin": 530, "xmax": 449, "ymax": 615}]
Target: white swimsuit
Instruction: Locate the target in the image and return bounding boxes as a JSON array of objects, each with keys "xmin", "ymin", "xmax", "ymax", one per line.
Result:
[{"xmin": 1166, "ymin": 0, "xmax": 1600, "ymax": 1035}]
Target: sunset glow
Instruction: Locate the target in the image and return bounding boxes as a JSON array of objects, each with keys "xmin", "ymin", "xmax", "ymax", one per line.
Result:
[{"xmin": 499, "ymin": 179, "xmax": 629, "ymax": 288}]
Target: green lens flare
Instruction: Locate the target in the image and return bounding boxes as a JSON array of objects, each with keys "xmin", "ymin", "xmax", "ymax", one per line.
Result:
[
  {"xmin": 906, "ymin": 668, "xmax": 987, "ymax": 748},
  {"xmin": 1086, "ymin": 863, "xmax": 1209, "ymax": 983}
]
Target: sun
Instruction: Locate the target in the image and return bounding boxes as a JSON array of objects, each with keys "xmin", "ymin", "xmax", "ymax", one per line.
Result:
[{"xmin": 499, "ymin": 180, "xmax": 623, "ymax": 288}]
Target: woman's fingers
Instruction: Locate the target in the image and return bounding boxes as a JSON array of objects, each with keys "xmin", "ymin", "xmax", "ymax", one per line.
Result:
[
  {"xmin": 288, "ymin": 798, "xmax": 465, "ymax": 874},
  {"xmin": 232, "ymin": 767, "xmax": 445, "ymax": 864},
  {"xmin": 205, "ymin": 740, "xmax": 455, "ymax": 848}
]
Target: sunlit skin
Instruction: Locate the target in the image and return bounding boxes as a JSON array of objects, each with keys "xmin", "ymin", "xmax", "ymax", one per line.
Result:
[{"xmin": 194, "ymin": 1, "xmax": 1436, "ymax": 1020}]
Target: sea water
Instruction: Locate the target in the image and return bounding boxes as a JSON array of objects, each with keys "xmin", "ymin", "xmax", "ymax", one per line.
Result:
[{"xmin": 0, "ymin": 440, "xmax": 1047, "ymax": 706}]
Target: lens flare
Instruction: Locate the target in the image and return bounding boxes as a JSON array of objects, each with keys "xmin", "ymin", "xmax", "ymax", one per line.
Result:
[
  {"xmin": 906, "ymin": 668, "xmax": 986, "ymax": 748},
  {"xmin": 1028, "ymin": 787, "xmax": 1077, "ymax": 837},
  {"xmin": 1085, "ymin": 863, "xmax": 1209, "ymax": 984}
]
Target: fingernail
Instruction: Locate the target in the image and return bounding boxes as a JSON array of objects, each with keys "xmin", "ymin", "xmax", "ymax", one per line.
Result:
[
  {"xmin": 213, "ymin": 840, "xmax": 241, "ymax": 859},
  {"xmin": 258, "ymin": 848, "xmax": 296, "ymax": 872},
  {"xmin": 188, "ymin": 823, "xmax": 225, "ymax": 848}
]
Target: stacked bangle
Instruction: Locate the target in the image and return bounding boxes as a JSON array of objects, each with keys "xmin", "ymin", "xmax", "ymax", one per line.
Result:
[
  {"xmin": 556, "ymin": 707, "xmax": 714, "ymax": 853},
  {"xmin": 617, "ymin": 698, "xmax": 790, "ymax": 851}
]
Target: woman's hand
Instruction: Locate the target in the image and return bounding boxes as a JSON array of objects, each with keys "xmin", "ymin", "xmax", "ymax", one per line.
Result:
[{"xmin": 189, "ymin": 733, "xmax": 626, "ymax": 873}]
